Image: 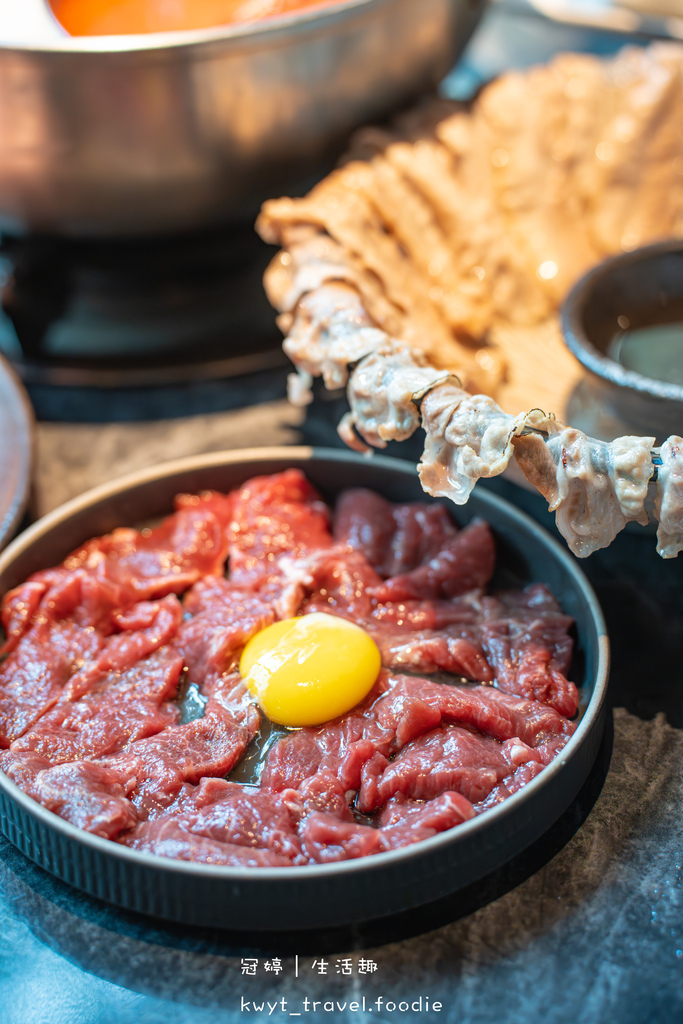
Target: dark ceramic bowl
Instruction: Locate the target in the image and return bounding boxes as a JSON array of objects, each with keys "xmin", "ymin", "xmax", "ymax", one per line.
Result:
[
  {"xmin": 562, "ymin": 240, "xmax": 683, "ymax": 442},
  {"xmin": 0, "ymin": 447, "xmax": 609, "ymax": 931}
]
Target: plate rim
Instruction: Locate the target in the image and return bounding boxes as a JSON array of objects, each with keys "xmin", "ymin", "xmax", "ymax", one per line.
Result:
[{"xmin": 0, "ymin": 352, "xmax": 34, "ymax": 553}]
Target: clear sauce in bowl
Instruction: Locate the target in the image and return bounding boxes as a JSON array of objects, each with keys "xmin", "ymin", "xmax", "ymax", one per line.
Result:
[
  {"xmin": 608, "ymin": 320, "xmax": 683, "ymax": 387},
  {"xmin": 48, "ymin": 0, "xmax": 339, "ymax": 35}
]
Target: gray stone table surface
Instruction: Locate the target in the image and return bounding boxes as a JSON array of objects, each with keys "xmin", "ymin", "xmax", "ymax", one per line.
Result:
[
  {"xmin": 4, "ymin": 385, "xmax": 682, "ymax": 1024},
  {"xmin": 1, "ymin": 702, "xmax": 681, "ymax": 1024},
  {"xmin": 3, "ymin": 6, "xmax": 683, "ymax": 1024}
]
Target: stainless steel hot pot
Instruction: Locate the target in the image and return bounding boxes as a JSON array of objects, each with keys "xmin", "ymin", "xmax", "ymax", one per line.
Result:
[{"xmin": 0, "ymin": 0, "xmax": 486, "ymax": 236}]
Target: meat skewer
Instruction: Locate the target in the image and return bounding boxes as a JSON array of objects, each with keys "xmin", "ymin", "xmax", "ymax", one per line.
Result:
[
  {"xmin": 271, "ymin": 303, "xmax": 666, "ymax": 558},
  {"xmin": 257, "ymin": 43, "xmax": 683, "ymax": 560}
]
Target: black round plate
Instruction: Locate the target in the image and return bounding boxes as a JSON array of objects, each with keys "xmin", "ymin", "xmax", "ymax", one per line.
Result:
[
  {"xmin": 0, "ymin": 353, "xmax": 33, "ymax": 551},
  {"xmin": 0, "ymin": 447, "xmax": 609, "ymax": 931}
]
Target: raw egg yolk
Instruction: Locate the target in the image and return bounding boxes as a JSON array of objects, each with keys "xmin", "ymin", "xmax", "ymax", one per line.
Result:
[{"xmin": 239, "ymin": 613, "xmax": 381, "ymax": 727}]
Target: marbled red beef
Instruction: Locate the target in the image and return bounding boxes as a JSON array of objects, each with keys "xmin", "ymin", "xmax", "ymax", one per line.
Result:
[
  {"xmin": 371, "ymin": 629, "xmax": 493, "ymax": 681},
  {"xmin": 334, "ymin": 489, "xmax": 458, "ymax": 577},
  {"xmin": 0, "ymin": 752, "xmax": 138, "ymax": 839},
  {"xmin": 369, "ymin": 594, "xmax": 483, "ymax": 631},
  {"xmin": 0, "ymin": 501, "xmax": 230, "ymax": 657},
  {"xmin": 0, "ymin": 581, "xmax": 52, "ymax": 655},
  {"xmin": 260, "ymin": 672, "xmax": 575, "ymax": 798},
  {"xmin": 176, "ymin": 577, "xmax": 276, "ymax": 684},
  {"xmin": 102, "ymin": 697, "xmax": 259, "ymax": 817},
  {"xmin": 378, "ymin": 792, "xmax": 475, "ymax": 849},
  {"xmin": 65, "ymin": 594, "xmax": 183, "ymax": 700},
  {"xmin": 0, "ymin": 749, "xmax": 53, "ymax": 790},
  {"xmin": 173, "ymin": 776, "xmax": 303, "ymax": 860},
  {"xmin": 357, "ymin": 725, "xmax": 516, "ymax": 811},
  {"xmin": 226, "ymin": 469, "xmax": 333, "ymax": 588},
  {"xmin": 480, "ymin": 584, "xmax": 577, "ymax": 716},
  {"xmin": 9, "ymin": 648, "xmax": 182, "ymax": 764},
  {"xmin": 305, "ymin": 543, "xmax": 574, "ymax": 711},
  {"xmin": 173, "ymin": 489, "xmax": 235, "ymax": 528},
  {"xmin": 259, "ymin": 676, "xmax": 394, "ymax": 793},
  {"xmin": 64, "ymin": 502, "xmax": 230, "ymax": 601},
  {"xmin": 333, "ymin": 489, "xmax": 396, "ymax": 574},
  {"xmin": 375, "ymin": 677, "xmax": 576, "ymax": 748},
  {"xmin": 1, "ymin": 572, "xmax": 123, "ymax": 653},
  {"xmin": 300, "ymin": 547, "xmax": 492, "ymax": 679},
  {"xmin": 0, "ymin": 617, "xmax": 104, "ymax": 747},
  {"xmin": 120, "ymin": 819, "xmax": 293, "ymax": 866},
  {"xmin": 1, "ymin": 691, "xmax": 256, "ymax": 837},
  {"xmin": 368, "ymin": 519, "xmax": 496, "ymax": 602},
  {"xmin": 300, "ymin": 547, "xmax": 381, "ymax": 622},
  {"xmin": 299, "ymin": 813, "xmax": 383, "ymax": 863},
  {"xmin": 474, "ymin": 761, "xmax": 546, "ymax": 812},
  {"xmin": 0, "ymin": 473, "xmax": 581, "ymax": 867},
  {"xmin": 0, "ymin": 594, "xmax": 183, "ymax": 748}
]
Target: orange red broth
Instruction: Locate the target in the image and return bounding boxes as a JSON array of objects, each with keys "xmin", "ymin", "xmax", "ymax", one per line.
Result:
[{"xmin": 49, "ymin": 0, "xmax": 341, "ymax": 36}]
